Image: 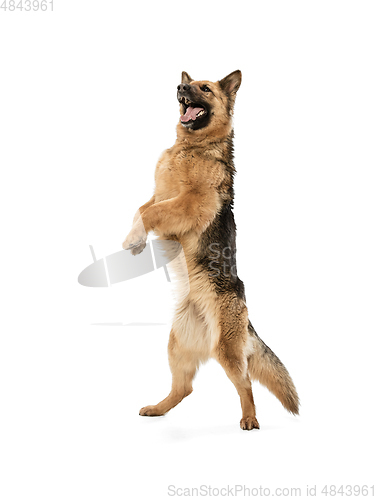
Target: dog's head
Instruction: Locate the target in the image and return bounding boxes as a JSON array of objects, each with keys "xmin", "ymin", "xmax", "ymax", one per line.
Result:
[{"xmin": 177, "ymin": 70, "xmax": 242, "ymax": 136}]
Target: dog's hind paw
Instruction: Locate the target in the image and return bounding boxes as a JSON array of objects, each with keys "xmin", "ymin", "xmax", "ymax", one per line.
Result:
[
  {"xmin": 240, "ymin": 416, "xmax": 260, "ymax": 431},
  {"xmin": 139, "ymin": 405, "xmax": 164, "ymax": 417}
]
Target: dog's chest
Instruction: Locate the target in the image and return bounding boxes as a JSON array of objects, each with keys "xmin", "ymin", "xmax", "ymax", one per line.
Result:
[{"xmin": 154, "ymin": 150, "xmax": 192, "ymax": 202}]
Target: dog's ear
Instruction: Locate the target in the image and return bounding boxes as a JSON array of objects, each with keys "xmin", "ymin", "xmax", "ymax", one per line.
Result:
[
  {"xmin": 219, "ymin": 70, "xmax": 242, "ymax": 95},
  {"xmin": 181, "ymin": 71, "xmax": 193, "ymax": 84}
]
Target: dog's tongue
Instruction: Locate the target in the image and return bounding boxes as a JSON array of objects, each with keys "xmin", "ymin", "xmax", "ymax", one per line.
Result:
[{"xmin": 181, "ymin": 106, "xmax": 204, "ymax": 122}]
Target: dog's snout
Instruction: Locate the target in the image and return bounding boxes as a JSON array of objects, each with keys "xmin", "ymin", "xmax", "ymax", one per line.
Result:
[{"xmin": 177, "ymin": 83, "xmax": 190, "ymax": 93}]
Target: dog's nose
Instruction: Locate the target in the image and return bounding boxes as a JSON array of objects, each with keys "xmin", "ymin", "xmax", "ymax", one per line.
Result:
[{"xmin": 177, "ymin": 83, "xmax": 190, "ymax": 92}]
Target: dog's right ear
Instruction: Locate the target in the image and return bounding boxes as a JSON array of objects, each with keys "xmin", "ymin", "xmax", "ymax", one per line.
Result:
[{"xmin": 181, "ymin": 72, "xmax": 193, "ymax": 84}]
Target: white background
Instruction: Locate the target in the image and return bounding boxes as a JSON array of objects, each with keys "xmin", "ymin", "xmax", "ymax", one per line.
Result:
[{"xmin": 1, "ymin": 1, "xmax": 376, "ymax": 499}]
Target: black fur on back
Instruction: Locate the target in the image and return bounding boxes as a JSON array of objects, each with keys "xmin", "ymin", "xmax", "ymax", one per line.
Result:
[{"xmin": 196, "ymin": 132, "xmax": 245, "ymax": 300}]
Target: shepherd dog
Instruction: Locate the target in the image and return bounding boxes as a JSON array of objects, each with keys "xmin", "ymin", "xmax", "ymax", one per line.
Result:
[{"xmin": 122, "ymin": 71, "xmax": 299, "ymax": 430}]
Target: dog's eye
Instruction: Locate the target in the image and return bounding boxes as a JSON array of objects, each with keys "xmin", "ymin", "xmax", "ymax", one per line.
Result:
[{"xmin": 201, "ymin": 85, "xmax": 211, "ymax": 93}]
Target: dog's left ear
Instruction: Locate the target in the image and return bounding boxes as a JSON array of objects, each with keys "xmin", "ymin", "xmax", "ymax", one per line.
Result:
[
  {"xmin": 181, "ymin": 71, "xmax": 193, "ymax": 84},
  {"xmin": 219, "ymin": 70, "xmax": 242, "ymax": 95}
]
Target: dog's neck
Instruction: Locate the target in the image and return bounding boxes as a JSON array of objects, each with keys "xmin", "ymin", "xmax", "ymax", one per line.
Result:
[{"xmin": 175, "ymin": 121, "xmax": 234, "ymax": 149}]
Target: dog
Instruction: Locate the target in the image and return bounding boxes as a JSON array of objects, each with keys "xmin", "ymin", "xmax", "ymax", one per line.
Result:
[{"xmin": 122, "ymin": 71, "xmax": 299, "ymax": 430}]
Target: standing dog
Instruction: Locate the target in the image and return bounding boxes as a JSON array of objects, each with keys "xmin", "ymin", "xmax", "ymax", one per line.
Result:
[{"xmin": 122, "ymin": 71, "xmax": 299, "ymax": 430}]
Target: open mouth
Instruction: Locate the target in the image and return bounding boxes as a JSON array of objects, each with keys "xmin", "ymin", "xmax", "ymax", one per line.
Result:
[{"xmin": 179, "ymin": 96, "xmax": 207, "ymax": 125}]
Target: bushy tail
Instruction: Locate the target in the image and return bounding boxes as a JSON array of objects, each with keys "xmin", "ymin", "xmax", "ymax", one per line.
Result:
[{"xmin": 247, "ymin": 323, "xmax": 300, "ymax": 415}]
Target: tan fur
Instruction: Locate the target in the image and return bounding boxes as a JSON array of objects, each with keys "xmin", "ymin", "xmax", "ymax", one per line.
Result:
[{"xmin": 123, "ymin": 71, "xmax": 299, "ymax": 430}]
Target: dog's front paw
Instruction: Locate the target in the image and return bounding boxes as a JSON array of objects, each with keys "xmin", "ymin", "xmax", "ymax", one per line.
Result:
[
  {"xmin": 139, "ymin": 405, "xmax": 164, "ymax": 417},
  {"xmin": 122, "ymin": 222, "xmax": 147, "ymax": 251},
  {"xmin": 130, "ymin": 241, "xmax": 147, "ymax": 256}
]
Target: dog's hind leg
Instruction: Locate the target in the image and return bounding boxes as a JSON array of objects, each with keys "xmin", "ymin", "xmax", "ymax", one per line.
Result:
[
  {"xmin": 219, "ymin": 359, "xmax": 259, "ymax": 431},
  {"xmin": 213, "ymin": 298, "xmax": 260, "ymax": 430},
  {"xmin": 139, "ymin": 327, "xmax": 199, "ymax": 417}
]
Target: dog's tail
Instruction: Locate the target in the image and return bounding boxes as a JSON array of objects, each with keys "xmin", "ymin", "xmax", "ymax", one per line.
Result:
[{"xmin": 247, "ymin": 322, "xmax": 299, "ymax": 415}]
